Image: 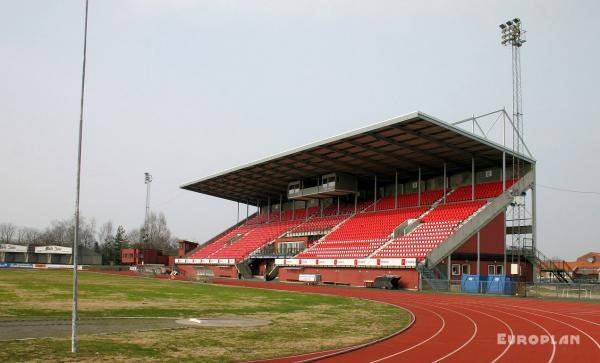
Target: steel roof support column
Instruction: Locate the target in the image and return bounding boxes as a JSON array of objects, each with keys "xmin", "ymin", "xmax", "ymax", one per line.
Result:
[
  {"xmin": 267, "ymin": 197, "xmax": 271, "ymax": 223},
  {"xmin": 373, "ymin": 175, "xmax": 377, "ymax": 211},
  {"xmin": 395, "ymin": 170, "xmax": 398, "ymax": 210},
  {"xmin": 257, "ymin": 199, "xmax": 260, "ymax": 219},
  {"xmin": 443, "ymin": 163, "xmax": 447, "ymax": 203},
  {"xmin": 502, "ymin": 152, "xmax": 507, "ymax": 191},
  {"xmin": 320, "ymin": 199, "xmax": 323, "ymax": 217},
  {"xmin": 354, "ymin": 193, "xmax": 358, "ymax": 214},
  {"xmin": 477, "ymin": 232, "xmax": 481, "ymax": 276},
  {"xmin": 532, "ymin": 166, "xmax": 537, "ymax": 281},
  {"xmin": 472, "ymin": 158, "xmax": 476, "ymax": 201},
  {"xmin": 305, "ymin": 201, "xmax": 308, "ymax": 221},
  {"xmin": 279, "ymin": 194, "xmax": 282, "ymax": 222},
  {"xmin": 337, "ymin": 196, "xmax": 340, "ymax": 215},
  {"xmin": 237, "ymin": 202, "xmax": 240, "ymax": 224},
  {"xmin": 292, "ymin": 200, "xmax": 295, "ymax": 220},
  {"xmin": 418, "ymin": 168, "xmax": 422, "ymax": 207},
  {"xmin": 503, "ymin": 208, "xmax": 507, "ymax": 276},
  {"xmin": 448, "ymin": 256, "xmax": 451, "ymax": 282},
  {"xmin": 246, "ymin": 201, "xmax": 249, "ymax": 221}
]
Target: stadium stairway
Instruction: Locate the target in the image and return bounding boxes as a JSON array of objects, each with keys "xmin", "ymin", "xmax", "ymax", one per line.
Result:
[
  {"xmin": 422, "ymin": 170, "xmax": 535, "ymax": 270},
  {"xmin": 235, "ymin": 260, "xmax": 253, "ymax": 279},
  {"xmin": 417, "ymin": 263, "xmax": 450, "ymax": 291},
  {"xmin": 520, "ymin": 247, "xmax": 574, "ymax": 283}
]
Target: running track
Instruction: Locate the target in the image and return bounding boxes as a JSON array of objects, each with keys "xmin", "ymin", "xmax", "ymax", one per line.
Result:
[{"xmin": 215, "ymin": 280, "xmax": 600, "ymax": 363}]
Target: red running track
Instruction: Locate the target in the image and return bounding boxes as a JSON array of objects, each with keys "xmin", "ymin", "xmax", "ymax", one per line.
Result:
[{"xmin": 215, "ymin": 280, "xmax": 600, "ymax": 363}]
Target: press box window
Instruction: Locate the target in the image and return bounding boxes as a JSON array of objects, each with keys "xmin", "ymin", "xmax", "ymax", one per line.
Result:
[
  {"xmin": 451, "ymin": 264, "xmax": 461, "ymax": 275},
  {"xmin": 462, "ymin": 264, "xmax": 470, "ymax": 275},
  {"xmin": 496, "ymin": 265, "xmax": 504, "ymax": 275}
]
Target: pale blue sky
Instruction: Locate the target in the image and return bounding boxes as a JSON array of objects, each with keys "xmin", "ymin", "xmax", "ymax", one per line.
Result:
[{"xmin": 1, "ymin": 1, "xmax": 599, "ymax": 259}]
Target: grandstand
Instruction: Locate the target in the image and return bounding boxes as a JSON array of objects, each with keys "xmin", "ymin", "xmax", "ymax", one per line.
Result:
[{"xmin": 176, "ymin": 111, "xmax": 537, "ymax": 289}]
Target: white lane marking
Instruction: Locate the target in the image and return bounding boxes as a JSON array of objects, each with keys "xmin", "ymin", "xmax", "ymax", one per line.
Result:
[
  {"xmin": 368, "ymin": 305, "xmax": 446, "ymax": 363},
  {"xmin": 431, "ymin": 308, "xmax": 478, "ymax": 363}
]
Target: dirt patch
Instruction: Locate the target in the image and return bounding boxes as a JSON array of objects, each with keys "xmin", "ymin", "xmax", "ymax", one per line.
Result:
[
  {"xmin": 0, "ymin": 317, "xmax": 181, "ymax": 341},
  {"xmin": 176, "ymin": 318, "xmax": 271, "ymax": 327}
]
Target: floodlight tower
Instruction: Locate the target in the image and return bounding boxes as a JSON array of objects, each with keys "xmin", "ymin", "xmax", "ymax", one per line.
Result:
[
  {"xmin": 144, "ymin": 172, "xmax": 152, "ymax": 243},
  {"xmin": 500, "ymin": 18, "xmax": 526, "ymax": 155},
  {"xmin": 500, "ymin": 18, "xmax": 529, "ymax": 274}
]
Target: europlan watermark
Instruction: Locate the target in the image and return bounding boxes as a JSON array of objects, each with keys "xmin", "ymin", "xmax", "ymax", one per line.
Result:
[{"xmin": 498, "ymin": 333, "xmax": 580, "ymax": 345}]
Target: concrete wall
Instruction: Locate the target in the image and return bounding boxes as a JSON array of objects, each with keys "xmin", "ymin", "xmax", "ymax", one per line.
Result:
[
  {"xmin": 178, "ymin": 264, "xmax": 238, "ymax": 279},
  {"xmin": 278, "ymin": 267, "xmax": 419, "ymax": 289}
]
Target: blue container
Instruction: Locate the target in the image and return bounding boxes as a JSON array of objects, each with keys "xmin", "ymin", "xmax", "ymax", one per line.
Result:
[
  {"xmin": 486, "ymin": 276, "xmax": 513, "ymax": 295},
  {"xmin": 461, "ymin": 275, "xmax": 487, "ymax": 293}
]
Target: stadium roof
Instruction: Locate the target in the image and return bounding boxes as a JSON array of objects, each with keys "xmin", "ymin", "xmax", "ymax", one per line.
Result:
[{"xmin": 181, "ymin": 111, "xmax": 535, "ymax": 205}]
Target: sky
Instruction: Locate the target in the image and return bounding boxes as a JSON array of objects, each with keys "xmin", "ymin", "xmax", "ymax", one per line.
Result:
[{"xmin": 1, "ymin": 0, "xmax": 599, "ymax": 260}]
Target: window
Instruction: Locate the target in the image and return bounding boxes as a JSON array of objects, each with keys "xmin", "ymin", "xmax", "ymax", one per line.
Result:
[
  {"xmin": 451, "ymin": 264, "xmax": 460, "ymax": 275},
  {"xmin": 462, "ymin": 264, "xmax": 470, "ymax": 275},
  {"xmin": 496, "ymin": 265, "xmax": 504, "ymax": 276},
  {"xmin": 488, "ymin": 265, "xmax": 495, "ymax": 276},
  {"xmin": 412, "ymin": 182, "xmax": 418, "ymax": 189}
]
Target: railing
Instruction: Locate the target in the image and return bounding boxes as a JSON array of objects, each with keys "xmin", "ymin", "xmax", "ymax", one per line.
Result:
[
  {"xmin": 419, "ymin": 279, "xmax": 600, "ymax": 300},
  {"xmin": 509, "ymin": 246, "xmax": 574, "ymax": 283},
  {"xmin": 424, "ymin": 170, "xmax": 535, "ymax": 269},
  {"xmin": 249, "ymin": 243, "xmax": 305, "ymax": 258}
]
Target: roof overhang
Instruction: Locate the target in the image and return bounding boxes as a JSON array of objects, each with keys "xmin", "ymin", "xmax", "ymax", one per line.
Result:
[{"xmin": 181, "ymin": 111, "xmax": 535, "ymax": 205}]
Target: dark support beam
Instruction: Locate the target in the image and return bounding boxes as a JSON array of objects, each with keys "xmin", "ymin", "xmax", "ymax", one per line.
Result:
[
  {"xmin": 392, "ymin": 124, "xmax": 496, "ymax": 165},
  {"xmin": 369, "ymin": 132, "xmax": 466, "ymax": 169},
  {"xmin": 306, "ymin": 149, "xmax": 382, "ymax": 176}
]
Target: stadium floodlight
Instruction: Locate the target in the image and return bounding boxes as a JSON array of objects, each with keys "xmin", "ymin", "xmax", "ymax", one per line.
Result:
[
  {"xmin": 72, "ymin": 0, "xmax": 90, "ymax": 354},
  {"xmin": 499, "ymin": 18, "xmax": 526, "ymax": 47},
  {"xmin": 144, "ymin": 172, "xmax": 153, "ymax": 243}
]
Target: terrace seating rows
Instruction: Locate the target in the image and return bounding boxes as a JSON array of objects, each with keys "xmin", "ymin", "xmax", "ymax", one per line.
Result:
[
  {"xmin": 188, "ymin": 226, "xmax": 254, "ymax": 259},
  {"xmin": 295, "ymin": 207, "xmax": 426, "ymax": 259},
  {"xmin": 291, "ymin": 215, "xmax": 348, "ymax": 234},
  {"xmin": 370, "ymin": 190, "xmax": 444, "ymax": 211},
  {"xmin": 447, "ymin": 180, "xmax": 516, "ymax": 202},
  {"xmin": 324, "ymin": 207, "xmax": 427, "ymax": 242},
  {"xmin": 373, "ymin": 200, "xmax": 488, "ymax": 260},
  {"xmin": 421, "ymin": 200, "xmax": 486, "ymax": 222},
  {"xmin": 210, "ymin": 220, "xmax": 301, "ymax": 260},
  {"xmin": 188, "ymin": 220, "xmax": 300, "ymax": 261},
  {"xmin": 246, "ymin": 207, "xmax": 319, "ymax": 225}
]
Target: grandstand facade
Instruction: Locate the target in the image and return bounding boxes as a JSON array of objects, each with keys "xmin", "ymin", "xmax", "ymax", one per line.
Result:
[{"xmin": 176, "ymin": 111, "xmax": 536, "ymax": 289}]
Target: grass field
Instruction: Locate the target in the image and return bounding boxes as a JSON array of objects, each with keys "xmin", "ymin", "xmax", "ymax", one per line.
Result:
[{"xmin": 0, "ymin": 269, "xmax": 410, "ymax": 362}]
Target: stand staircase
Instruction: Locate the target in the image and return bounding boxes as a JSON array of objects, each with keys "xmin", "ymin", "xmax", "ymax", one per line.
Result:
[{"xmin": 422, "ymin": 170, "xmax": 535, "ymax": 270}]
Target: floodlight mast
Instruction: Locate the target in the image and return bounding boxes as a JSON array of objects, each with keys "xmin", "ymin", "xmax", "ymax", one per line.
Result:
[
  {"xmin": 72, "ymin": 0, "xmax": 90, "ymax": 354},
  {"xmin": 144, "ymin": 172, "xmax": 153, "ymax": 244},
  {"xmin": 499, "ymin": 18, "xmax": 529, "ymax": 275}
]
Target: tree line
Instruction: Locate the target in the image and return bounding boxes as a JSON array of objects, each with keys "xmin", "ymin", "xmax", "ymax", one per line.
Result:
[{"xmin": 0, "ymin": 211, "xmax": 178, "ymax": 264}]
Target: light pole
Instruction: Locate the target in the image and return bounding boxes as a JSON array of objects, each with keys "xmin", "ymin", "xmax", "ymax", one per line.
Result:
[
  {"xmin": 72, "ymin": 0, "xmax": 90, "ymax": 354},
  {"xmin": 144, "ymin": 172, "xmax": 153, "ymax": 244},
  {"xmin": 500, "ymin": 18, "xmax": 529, "ymax": 277}
]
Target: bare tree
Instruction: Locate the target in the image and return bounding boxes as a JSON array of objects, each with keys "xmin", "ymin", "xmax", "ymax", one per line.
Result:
[
  {"xmin": 0, "ymin": 223, "xmax": 16, "ymax": 244},
  {"xmin": 23, "ymin": 227, "xmax": 42, "ymax": 245},
  {"xmin": 41, "ymin": 216, "xmax": 97, "ymax": 247},
  {"xmin": 98, "ymin": 221, "xmax": 114, "ymax": 247},
  {"xmin": 129, "ymin": 211, "xmax": 174, "ymax": 251}
]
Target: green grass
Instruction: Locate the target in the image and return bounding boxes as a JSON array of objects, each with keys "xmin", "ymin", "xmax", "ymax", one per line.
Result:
[{"xmin": 0, "ymin": 270, "xmax": 411, "ymax": 362}]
